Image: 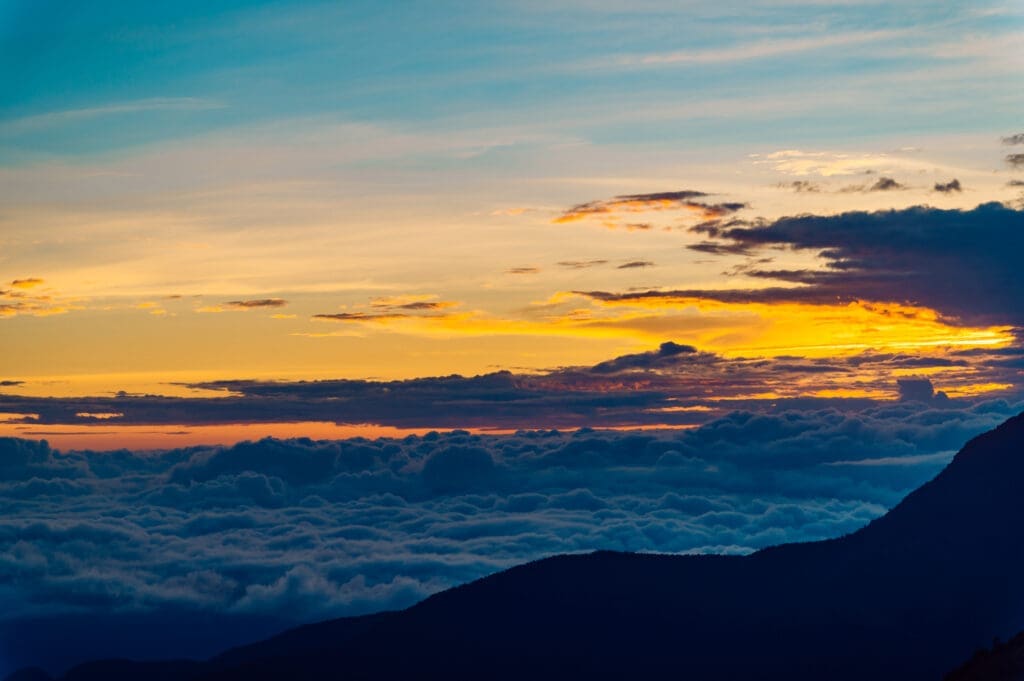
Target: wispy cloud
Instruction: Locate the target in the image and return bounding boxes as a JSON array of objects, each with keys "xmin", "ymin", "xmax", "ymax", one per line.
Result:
[
  {"xmin": 225, "ymin": 298, "xmax": 288, "ymax": 309},
  {"xmin": 754, "ymin": 148, "xmax": 955, "ymax": 178},
  {"xmin": 314, "ymin": 295, "xmax": 459, "ymax": 324},
  {"xmin": 313, "ymin": 312, "xmax": 411, "ymax": 322},
  {"xmin": 554, "ymin": 190, "xmax": 745, "ymax": 228},
  {"xmin": 595, "ymin": 29, "xmax": 909, "ymax": 69},
  {"xmin": 558, "ymin": 260, "xmax": 609, "ymax": 269},
  {"xmin": 197, "ymin": 298, "xmax": 288, "ymax": 313},
  {"xmin": 0, "ymin": 98, "xmax": 225, "ymax": 135}
]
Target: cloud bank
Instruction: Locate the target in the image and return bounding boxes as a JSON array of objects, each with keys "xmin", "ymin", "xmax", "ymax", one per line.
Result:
[
  {"xmin": 678, "ymin": 202, "xmax": 1024, "ymax": 325},
  {"xmin": 3, "ymin": 397, "xmax": 1019, "ymax": 639}
]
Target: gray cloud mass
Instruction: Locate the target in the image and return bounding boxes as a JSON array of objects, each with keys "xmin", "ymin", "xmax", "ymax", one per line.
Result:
[
  {"xmin": 2, "ymin": 397, "xmax": 1020, "ymax": 636},
  {"xmin": 678, "ymin": 202, "xmax": 1024, "ymax": 325}
]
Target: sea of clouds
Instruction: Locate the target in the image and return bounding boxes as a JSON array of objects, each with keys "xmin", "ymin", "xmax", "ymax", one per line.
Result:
[{"xmin": 1, "ymin": 397, "xmax": 1022, "ymax": 673}]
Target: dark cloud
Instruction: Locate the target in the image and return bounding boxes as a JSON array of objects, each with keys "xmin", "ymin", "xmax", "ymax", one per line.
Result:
[
  {"xmin": 224, "ymin": 299, "xmax": 287, "ymax": 309},
  {"xmin": 933, "ymin": 179, "xmax": 962, "ymax": 193},
  {"xmin": 687, "ymin": 241, "xmax": 755, "ymax": 256},
  {"xmin": 1006, "ymin": 153, "xmax": 1024, "ymax": 168},
  {"xmin": 674, "ymin": 202, "xmax": 1024, "ymax": 325},
  {"xmin": 869, "ymin": 176, "xmax": 904, "ymax": 191},
  {"xmin": 390, "ymin": 301, "xmax": 450, "ymax": 311},
  {"xmin": 1002, "ymin": 133, "xmax": 1024, "ymax": 145},
  {"xmin": 617, "ymin": 260, "xmax": 654, "ymax": 269},
  {"xmin": 616, "ymin": 190, "xmax": 709, "ymax": 202},
  {"xmin": 897, "ymin": 377, "xmax": 948, "ymax": 403},
  {"xmin": 836, "ymin": 177, "xmax": 905, "ymax": 193},
  {"xmin": 689, "ymin": 217, "xmax": 758, "ymax": 239},
  {"xmin": 313, "ymin": 312, "xmax": 409, "ymax": 322},
  {"xmin": 590, "ymin": 341, "xmax": 701, "ymax": 373},
  {"xmin": 313, "ymin": 297, "xmax": 456, "ymax": 321},
  {"xmin": 703, "ymin": 201, "xmax": 747, "ymax": 213},
  {"xmin": 0, "ymin": 380, "xmax": 25, "ymax": 387},
  {"xmin": 363, "ymin": 297, "xmax": 458, "ymax": 314},
  {"xmin": 506, "ymin": 267, "xmax": 540, "ymax": 275},
  {"xmin": 557, "ymin": 260, "xmax": 608, "ymax": 269},
  {"xmin": 786, "ymin": 181, "xmax": 820, "ymax": 193},
  {"xmin": 1008, "ymin": 180, "xmax": 1024, "ymax": 187},
  {"xmin": 577, "ymin": 286, "xmax": 844, "ymax": 307}
]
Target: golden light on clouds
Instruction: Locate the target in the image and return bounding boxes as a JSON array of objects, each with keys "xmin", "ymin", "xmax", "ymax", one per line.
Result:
[
  {"xmin": 562, "ymin": 293, "xmax": 1015, "ymax": 357},
  {"xmin": 300, "ymin": 286, "xmax": 1015, "ymax": 371},
  {"xmin": 10, "ymin": 278, "xmax": 45, "ymax": 289},
  {"xmin": 551, "ymin": 190, "xmax": 746, "ymax": 230}
]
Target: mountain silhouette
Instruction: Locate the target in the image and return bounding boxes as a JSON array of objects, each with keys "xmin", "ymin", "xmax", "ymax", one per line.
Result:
[
  {"xmin": 10, "ymin": 412, "xmax": 1024, "ymax": 681},
  {"xmin": 945, "ymin": 630, "xmax": 1024, "ymax": 681}
]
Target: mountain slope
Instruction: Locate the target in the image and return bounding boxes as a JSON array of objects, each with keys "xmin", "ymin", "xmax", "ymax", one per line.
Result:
[
  {"xmin": 945, "ymin": 631, "xmax": 1024, "ymax": 681},
  {"xmin": 16, "ymin": 412, "xmax": 1024, "ymax": 681}
]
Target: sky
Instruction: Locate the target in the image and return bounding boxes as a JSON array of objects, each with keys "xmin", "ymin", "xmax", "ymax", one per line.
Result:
[
  {"xmin": 3, "ymin": 2, "xmax": 1024, "ymax": 674},
  {"xmin": 1, "ymin": 1, "xmax": 1023, "ymax": 441}
]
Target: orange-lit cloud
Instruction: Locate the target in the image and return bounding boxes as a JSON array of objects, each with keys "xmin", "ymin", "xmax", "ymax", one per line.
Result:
[
  {"xmin": 314, "ymin": 311, "xmax": 415, "ymax": 322},
  {"xmin": 10, "ymin": 278, "xmax": 44, "ymax": 289},
  {"xmin": 306, "ymin": 287, "xmax": 1013, "ymax": 364},
  {"xmin": 135, "ymin": 301, "xmax": 168, "ymax": 315},
  {"xmin": 315, "ymin": 295, "xmax": 460, "ymax": 323},
  {"xmin": 0, "ymin": 281, "xmax": 83, "ymax": 318},
  {"xmin": 553, "ymin": 190, "xmax": 746, "ymax": 228},
  {"xmin": 564, "ymin": 292, "xmax": 1014, "ymax": 357}
]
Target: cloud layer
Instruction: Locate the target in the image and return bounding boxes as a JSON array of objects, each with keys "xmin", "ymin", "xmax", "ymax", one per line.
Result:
[{"xmin": 3, "ymin": 397, "xmax": 1020, "ymax": 636}]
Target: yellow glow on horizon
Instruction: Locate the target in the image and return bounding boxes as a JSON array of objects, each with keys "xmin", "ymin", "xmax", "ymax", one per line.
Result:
[
  {"xmin": 560, "ymin": 294, "xmax": 1015, "ymax": 357},
  {"xmin": 0, "ymin": 421, "xmax": 444, "ymax": 451},
  {"xmin": 313, "ymin": 293, "xmax": 1014, "ymax": 361},
  {"xmin": 0, "ymin": 412, "xmax": 40, "ymax": 423},
  {"xmin": 809, "ymin": 387, "xmax": 892, "ymax": 399},
  {"xmin": 1, "ymin": 280, "xmax": 1018, "ymax": 403},
  {"xmin": 890, "ymin": 366, "xmax": 967, "ymax": 377},
  {"xmin": 0, "ymin": 420, "xmax": 703, "ymax": 451},
  {"xmin": 938, "ymin": 382, "xmax": 1015, "ymax": 398}
]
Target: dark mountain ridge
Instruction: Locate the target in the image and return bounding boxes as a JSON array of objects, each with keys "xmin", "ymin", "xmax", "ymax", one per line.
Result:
[
  {"xmin": 13, "ymin": 412, "xmax": 1024, "ymax": 681},
  {"xmin": 945, "ymin": 630, "xmax": 1024, "ymax": 681}
]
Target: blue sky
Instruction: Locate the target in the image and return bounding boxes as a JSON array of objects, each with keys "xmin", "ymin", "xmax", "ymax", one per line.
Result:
[{"xmin": 2, "ymin": 0, "xmax": 1021, "ymax": 160}]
